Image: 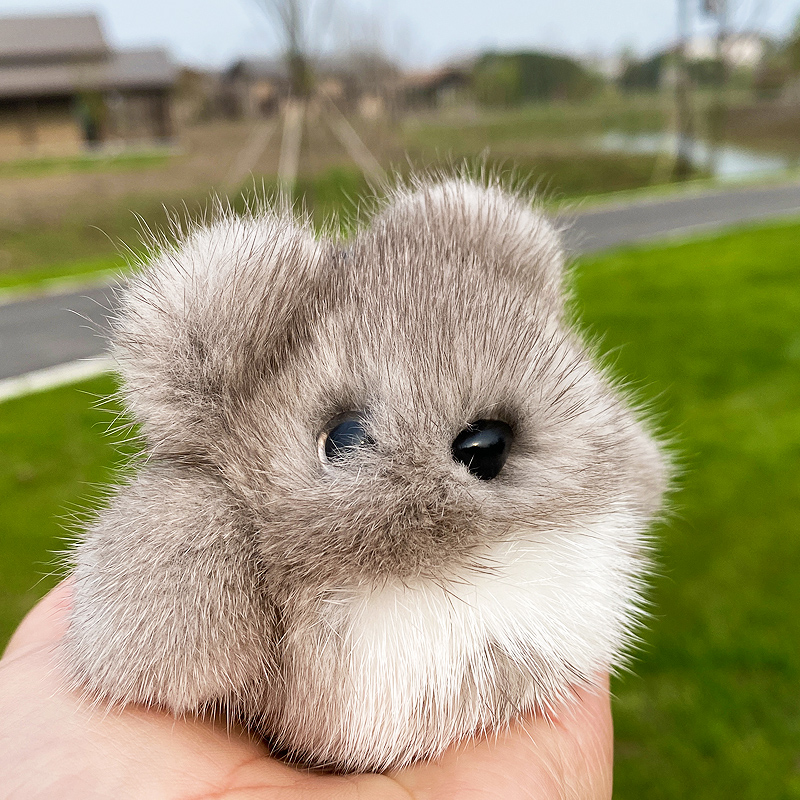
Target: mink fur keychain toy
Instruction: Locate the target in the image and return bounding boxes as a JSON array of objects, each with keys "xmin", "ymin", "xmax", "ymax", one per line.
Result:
[{"xmin": 64, "ymin": 178, "xmax": 667, "ymax": 773}]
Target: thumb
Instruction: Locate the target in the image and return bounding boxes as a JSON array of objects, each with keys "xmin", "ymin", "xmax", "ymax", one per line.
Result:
[{"xmin": 2, "ymin": 579, "xmax": 74, "ymax": 661}]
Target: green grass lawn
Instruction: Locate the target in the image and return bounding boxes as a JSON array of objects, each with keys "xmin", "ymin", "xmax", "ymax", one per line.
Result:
[
  {"xmin": 0, "ymin": 376, "xmax": 134, "ymax": 642},
  {"xmin": 0, "ymin": 255, "xmax": 124, "ymax": 293},
  {"xmin": 0, "ymin": 149, "xmax": 171, "ymax": 179},
  {"xmin": 574, "ymin": 222, "xmax": 800, "ymax": 799},
  {"xmin": 1, "ymin": 220, "xmax": 799, "ymax": 796}
]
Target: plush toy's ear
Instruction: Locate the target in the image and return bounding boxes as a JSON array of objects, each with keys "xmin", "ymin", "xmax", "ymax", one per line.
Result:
[
  {"xmin": 113, "ymin": 211, "xmax": 324, "ymax": 450},
  {"xmin": 373, "ymin": 179, "xmax": 566, "ymax": 311}
]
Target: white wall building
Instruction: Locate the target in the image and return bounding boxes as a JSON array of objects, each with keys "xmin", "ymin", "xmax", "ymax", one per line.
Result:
[{"xmin": 686, "ymin": 33, "xmax": 765, "ymax": 68}]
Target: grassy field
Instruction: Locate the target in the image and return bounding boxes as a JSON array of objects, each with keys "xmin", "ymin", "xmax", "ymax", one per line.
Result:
[
  {"xmin": 0, "ymin": 149, "xmax": 171, "ymax": 179},
  {"xmin": 0, "ymin": 168, "xmax": 373, "ymax": 292},
  {"xmin": 1, "ymin": 215, "xmax": 799, "ymax": 797},
  {"xmin": 403, "ymin": 94, "xmax": 669, "ymax": 150},
  {"xmin": 402, "ymin": 96, "xmax": 678, "ymax": 198},
  {"xmin": 0, "ymin": 154, "xmax": 693, "ymax": 294},
  {"xmin": 0, "ymin": 96, "xmax": 702, "ymax": 292},
  {"xmin": 0, "ymin": 161, "xmax": 676, "ymax": 290},
  {"xmin": 5, "ymin": 92, "xmax": 800, "ymax": 292}
]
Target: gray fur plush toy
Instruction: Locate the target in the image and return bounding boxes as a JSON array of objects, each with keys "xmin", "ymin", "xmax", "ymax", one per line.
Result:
[{"xmin": 64, "ymin": 178, "xmax": 667, "ymax": 773}]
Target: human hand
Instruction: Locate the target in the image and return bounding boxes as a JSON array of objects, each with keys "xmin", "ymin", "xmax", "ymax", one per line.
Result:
[{"xmin": 0, "ymin": 581, "xmax": 613, "ymax": 799}]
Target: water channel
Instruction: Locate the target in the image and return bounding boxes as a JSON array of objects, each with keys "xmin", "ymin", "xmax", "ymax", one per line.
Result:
[{"xmin": 597, "ymin": 131, "xmax": 797, "ymax": 181}]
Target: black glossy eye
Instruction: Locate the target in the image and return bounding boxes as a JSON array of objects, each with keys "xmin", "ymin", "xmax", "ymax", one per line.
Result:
[
  {"xmin": 452, "ymin": 419, "xmax": 513, "ymax": 480},
  {"xmin": 319, "ymin": 414, "xmax": 374, "ymax": 464}
]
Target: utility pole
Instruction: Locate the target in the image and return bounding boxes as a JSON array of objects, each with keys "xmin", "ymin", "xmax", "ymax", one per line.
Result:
[
  {"xmin": 704, "ymin": 0, "xmax": 729, "ymax": 176},
  {"xmin": 674, "ymin": 0, "xmax": 694, "ymax": 179}
]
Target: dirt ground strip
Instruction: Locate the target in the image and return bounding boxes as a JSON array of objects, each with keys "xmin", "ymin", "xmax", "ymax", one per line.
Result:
[{"xmin": 0, "ymin": 116, "xmax": 405, "ymax": 228}]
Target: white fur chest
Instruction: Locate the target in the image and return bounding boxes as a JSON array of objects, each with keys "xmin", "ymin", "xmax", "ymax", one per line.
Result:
[{"xmin": 265, "ymin": 512, "xmax": 647, "ymax": 771}]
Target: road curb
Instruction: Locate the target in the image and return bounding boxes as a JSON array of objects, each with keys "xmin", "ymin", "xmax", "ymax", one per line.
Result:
[{"xmin": 0, "ymin": 357, "xmax": 113, "ymax": 403}]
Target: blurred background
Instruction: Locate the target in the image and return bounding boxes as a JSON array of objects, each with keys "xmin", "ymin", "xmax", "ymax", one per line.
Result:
[{"xmin": 0, "ymin": 1, "xmax": 798, "ymax": 797}]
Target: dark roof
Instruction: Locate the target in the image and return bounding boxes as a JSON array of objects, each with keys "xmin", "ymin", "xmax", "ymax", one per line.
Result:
[
  {"xmin": 228, "ymin": 55, "xmax": 398, "ymax": 82},
  {"xmin": 0, "ymin": 48, "xmax": 177, "ymax": 98},
  {"xmin": 103, "ymin": 49, "xmax": 177, "ymax": 90},
  {"xmin": 228, "ymin": 57, "xmax": 287, "ymax": 81},
  {"xmin": 0, "ymin": 14, "xmax": 108, "ymax": 65},
  {"xmin": 402, "ymin": 67, "xmax": 470, "ymax": 92}
]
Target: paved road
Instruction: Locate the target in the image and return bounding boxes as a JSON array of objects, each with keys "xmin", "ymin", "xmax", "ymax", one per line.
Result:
[
  {"xmin": 561, "ymin": 180, "xmax": 800, "ymax": 252},
  {"xmin": 0, "ymin": 286, "xmax": 114, "ymax": 381},
  {"xmin": 3, "ymin": 179, "xmax": 800, "ymax": 383}
]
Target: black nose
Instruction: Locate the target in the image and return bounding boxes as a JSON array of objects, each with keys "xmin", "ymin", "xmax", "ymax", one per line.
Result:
[{"xmin": 451, "ymin": 420, "xmax": 513, "ymax": 481}]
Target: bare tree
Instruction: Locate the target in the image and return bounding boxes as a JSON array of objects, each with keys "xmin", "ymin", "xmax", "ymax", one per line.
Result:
[
  {"xmin": 246, "ymin": 0, "xmax": 319, "ymax": 192},
  {"xmin": 252, "ymin": 0, "xmax": 314, "ymax": 98},
  {"xmin": 227, "ymin": 0, "xmax": 386, "ymax": 195}
]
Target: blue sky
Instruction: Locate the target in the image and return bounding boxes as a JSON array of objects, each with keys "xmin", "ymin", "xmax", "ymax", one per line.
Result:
[{"xmin": 0, "ymin": 0, "xmax": 798, "ymax": 68}]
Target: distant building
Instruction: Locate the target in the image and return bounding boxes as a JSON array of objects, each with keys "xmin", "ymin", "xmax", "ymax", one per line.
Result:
[
  {"xmin": 686, "ymin": 32, "xmax": 765, "ymax": 69},
  {"xmin": 623, "ymin": 32, "xmax": 767, "ymax": 93},
  {"xmin": 583, "ymin": 54, "xmax": 624, "ymax": 82},
  {"xmin": 401, "ymin": 67, "xmax": 471, "ymax": 109},
  {"xmin": 221, "ymin": 58, "xmax": 288, "ymax": 118},
  {"xmin": 221, "ymin": 54, "xmax": 399, "ymax": 119},
  {"xmin": 0, "ymin": 13, "xmax": 177, "ymax": 159}
]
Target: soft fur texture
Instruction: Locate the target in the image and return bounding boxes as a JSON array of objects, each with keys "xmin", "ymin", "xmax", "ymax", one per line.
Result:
[{"xmin": 64, "ymin": 178, "xmax": 667, "ymax": 773}]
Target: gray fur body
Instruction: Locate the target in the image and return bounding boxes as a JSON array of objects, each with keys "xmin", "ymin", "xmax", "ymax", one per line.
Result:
[{"xmin": 65, "ymin": 179, "xmax": 667, "ymax": 772}]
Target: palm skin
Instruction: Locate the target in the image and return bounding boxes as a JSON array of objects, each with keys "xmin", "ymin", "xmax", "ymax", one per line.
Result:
[{"xmin": 0, "ymin": 581, "xmax": 613, "ymax": 799}]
